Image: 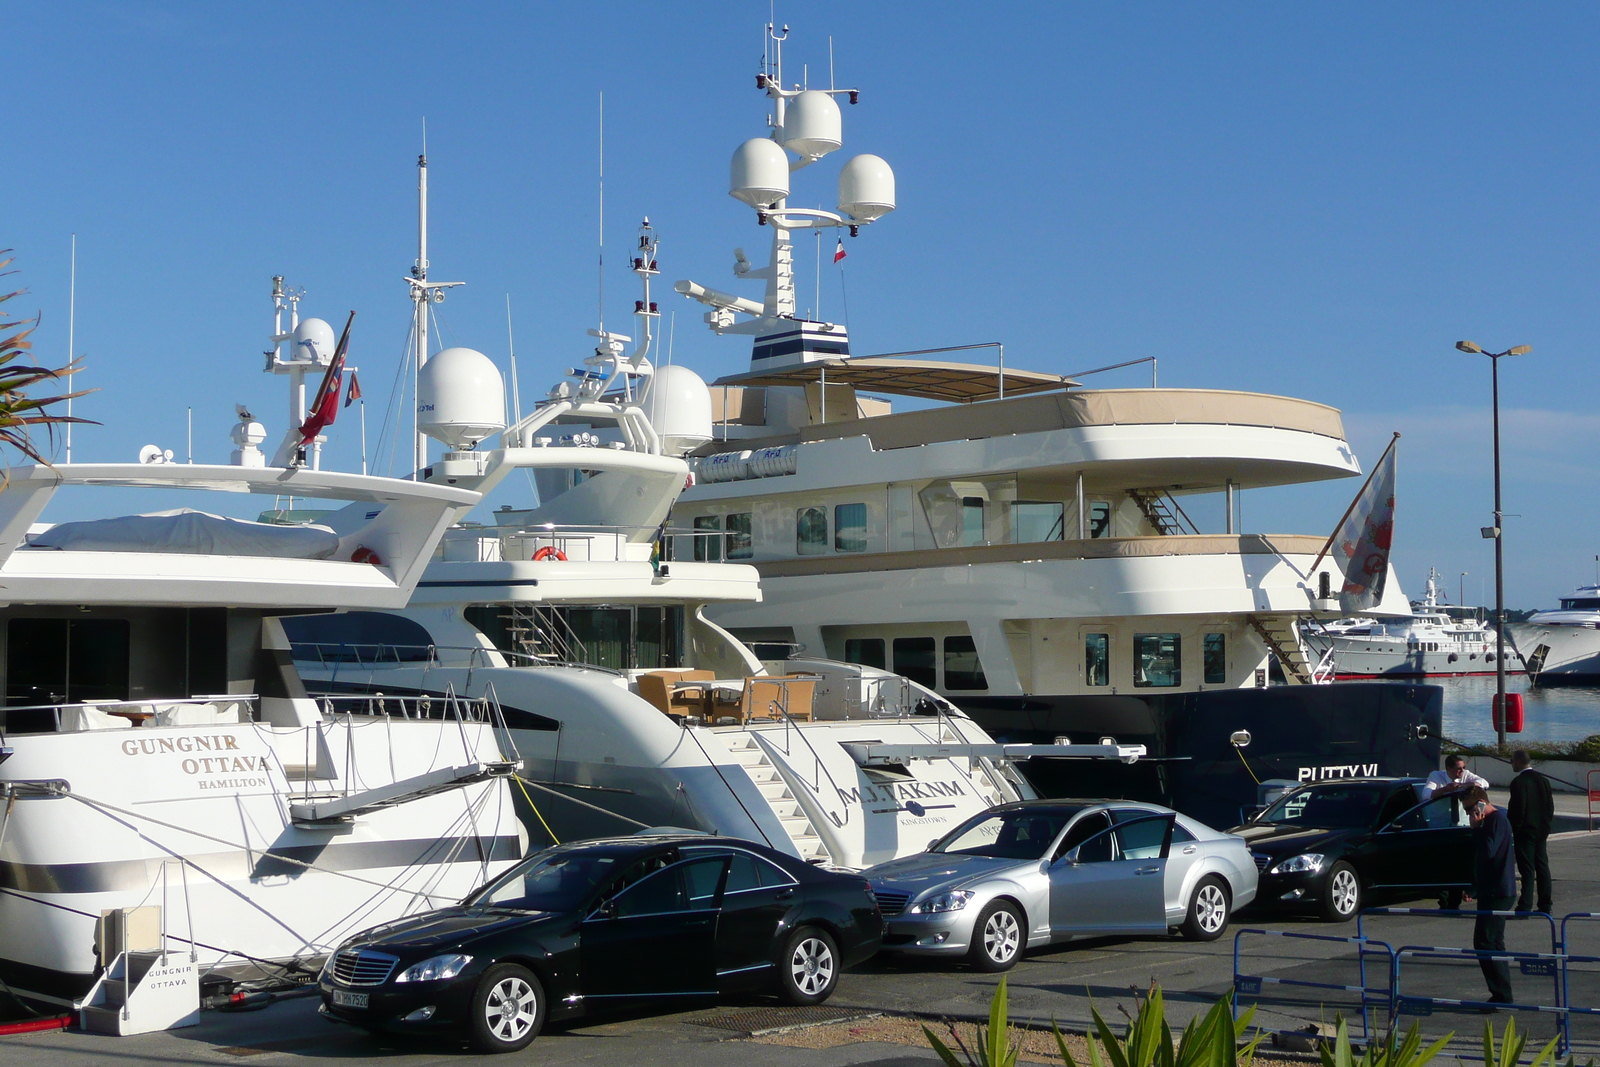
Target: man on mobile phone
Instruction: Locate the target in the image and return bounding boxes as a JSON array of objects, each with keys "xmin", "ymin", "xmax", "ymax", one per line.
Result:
[
  {"xmin": 1465, "ymin": 784, "xmax": 1516, "ymax": 1009},
  {"xmin": 1508, "ymin": 750, "xmax": 1555, "ymax": 914}
]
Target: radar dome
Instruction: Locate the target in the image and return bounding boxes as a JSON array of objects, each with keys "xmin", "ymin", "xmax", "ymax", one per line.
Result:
[
  {"xmin": 292, "ymin": 318, "xmax": 337, "ymax": 365},
  {"xmin": 418, "ymin": 347, "xmax": 506, "ymax": 449},
  {"xmin": 641, "ymin": 365, "xmax": 713, "ymax": 457},
  {"xmin": 782, "ymin": 91, "xmax": 842, "ymax": 160},
  {"xmin": 730, "ymin": 138, "xmax": 790, "ymax": 208},
  {"xmin": 839, "ymin": 154, "xmax": 896, "ymax": 222}
]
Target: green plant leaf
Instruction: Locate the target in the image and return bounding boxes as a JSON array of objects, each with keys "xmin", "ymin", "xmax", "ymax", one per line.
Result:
[{"xmin": 922, "ymin": 1025, "xmax": 971, "ymax": 1067}]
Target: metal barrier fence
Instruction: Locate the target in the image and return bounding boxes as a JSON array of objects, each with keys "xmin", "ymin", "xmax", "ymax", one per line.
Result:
[
  {"xmin": 1232, "ymin": 928, "xmax": 1395, "ymax": 1040},
  {"xmin": 1233, "ymin": 909, "xmax": 1600, "ymax": 1054}
]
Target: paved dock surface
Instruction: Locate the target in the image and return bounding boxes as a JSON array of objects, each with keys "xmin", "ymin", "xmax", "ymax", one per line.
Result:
[{"xmin": 7, "ymin": 831, "xmax": 1599, "ymax": 1066}]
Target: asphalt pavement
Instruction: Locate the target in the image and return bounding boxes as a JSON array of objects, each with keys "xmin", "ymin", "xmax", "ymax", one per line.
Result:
[{"xmin": 5, "ymin": 829, "xmax": 1598, "ymax": 1067}]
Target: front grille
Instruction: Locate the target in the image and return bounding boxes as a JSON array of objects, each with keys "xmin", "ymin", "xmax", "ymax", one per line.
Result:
[
  {"xmin": 1251, "ymin": 853, "xmax": 1271, "ymax": 872},
  {"xmin": 873, "ymin": 889, "xmax": 911, "ymax": 916},
  {"xmin": 332, "ymin": 948, "xmax": 399, "ymax": 986}
]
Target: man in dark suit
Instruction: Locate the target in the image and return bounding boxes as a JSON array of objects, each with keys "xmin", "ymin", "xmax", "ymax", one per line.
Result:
[
  {"xmin": 1508, "ymin": 750, "xmax": 1555, "ymax": 913},
  {"xmin": 1464, "ymin": 784, "xmax": 1516, "ymax": 1008}
]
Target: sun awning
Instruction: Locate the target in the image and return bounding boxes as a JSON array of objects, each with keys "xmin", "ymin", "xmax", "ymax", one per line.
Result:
[{"xmin": 709, "ymin": 357, "xmax": 1077, "ymax": 403}]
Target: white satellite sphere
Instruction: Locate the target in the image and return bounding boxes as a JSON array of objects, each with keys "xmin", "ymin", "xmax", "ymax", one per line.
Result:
[
  {"xmin": 292, "ymin": 318, "xmax": 337, "ymax": 365},
  {"xmin": 838, "ymin": 154, "xmax": 896, "ymax": 222},
  {"xmin": 641, "ymin": 365, "xmax": 713, "ymax": 457},
  {"xmin": 419, "ymin": 347, "xmax": 506, "ymax": 449},
  {"xmin": 730, "ymin": 138, "xmax": 790, "ymax": 208},
  {"xmin": 782, "ymin": 90, "xmax": 842, "ymax": 160}
]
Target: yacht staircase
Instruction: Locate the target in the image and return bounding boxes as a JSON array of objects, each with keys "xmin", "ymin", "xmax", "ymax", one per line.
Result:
[
  {"xmin": 721, "ymin": 732, "xmax": 835, "ymax": 865},
  {"xmin": 1248, "ymin": 614, "xmax": 1318, "ymax": 685},
  {"xmin": 1128, "ymin": 489, "xmax": 1197, "ymax": 536}
]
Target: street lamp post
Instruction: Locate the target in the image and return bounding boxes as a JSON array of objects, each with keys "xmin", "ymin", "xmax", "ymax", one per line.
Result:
[
  {"xmin": 1457, "ymin": 340, "xmax": 1532, "ymax": 749},
  {"xmin": 1460, "ymin": 571, "xmax": 1468, "ymax": 610}
]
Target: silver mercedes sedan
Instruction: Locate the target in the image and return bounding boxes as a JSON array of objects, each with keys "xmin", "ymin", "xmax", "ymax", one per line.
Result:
[{"xmin": 863, "ymin": 800, "xmax": 1258, "ymax": 971}]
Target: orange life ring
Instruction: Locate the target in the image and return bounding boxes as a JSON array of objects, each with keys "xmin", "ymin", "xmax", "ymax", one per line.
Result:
[
  {"xmin": 350, "ymin": 546, "xmax": 384, "ymax": 566},
  {"xmin": 532, "ymin": 546, "xmax": 568, "ymax": 562}
]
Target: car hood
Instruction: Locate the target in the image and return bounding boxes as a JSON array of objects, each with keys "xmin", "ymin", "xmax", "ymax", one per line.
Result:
[
  {"xmin": 347, "ymin": 907, "xmax": 555, "ymax": 953},
  {"xmin": 866, "ymin": 852, "xmax": 1032, "ymax": 895},
  {"xmin": 1230, "ymin": 822, "xmax": 1363, "ymax": 856}
]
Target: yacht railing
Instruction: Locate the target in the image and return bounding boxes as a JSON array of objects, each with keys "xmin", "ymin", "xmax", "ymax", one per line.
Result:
[
  {"xmin": 315, "ymin": 692, "xmax": 498, "ymax": 722},
  {"xmin": 0, "ymin": 694, "xmax": 261, "ymax": 735},
  {"xmin": 288, "ymin": 641, "xmax": 624, "ymax": 676}
]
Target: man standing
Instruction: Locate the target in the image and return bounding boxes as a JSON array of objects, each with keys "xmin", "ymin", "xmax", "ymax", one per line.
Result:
[
  {"xmin": 1508, "ymin": 750, "xmax": 1555, "ymax": 914},
  {"xmin": 1427, "ymin": 754, "xmax": 1490, "ymax": 798},
  {"xmin": 1464, "ymin": 784, "xmax": 1516, "ymax": 1008}
]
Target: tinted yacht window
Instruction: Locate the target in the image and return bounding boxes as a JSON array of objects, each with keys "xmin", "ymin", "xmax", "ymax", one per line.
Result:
[{"xmin": 278, "ymin": 612, "xmax": 435, "ymax": 662}]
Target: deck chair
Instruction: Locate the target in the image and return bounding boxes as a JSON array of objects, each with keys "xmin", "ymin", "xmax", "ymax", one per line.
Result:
[
  {"xmin": 742, "ymin": 676, "xmax": 817, "ymax": 722},
  {"xmin": 637, "ymin": 670, "xmax": 715, "ymax": 717}
]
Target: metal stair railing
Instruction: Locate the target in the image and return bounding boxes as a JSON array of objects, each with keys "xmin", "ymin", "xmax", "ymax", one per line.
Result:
[{"xmin": 1248, "ymin": 614, "xmax": 1314, "ymax": 685}]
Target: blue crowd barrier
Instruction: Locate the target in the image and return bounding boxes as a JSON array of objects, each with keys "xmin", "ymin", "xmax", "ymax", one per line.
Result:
[{"xmin": 1232, "ymin": 928, "xmax": 1396, "ymax": 1040}]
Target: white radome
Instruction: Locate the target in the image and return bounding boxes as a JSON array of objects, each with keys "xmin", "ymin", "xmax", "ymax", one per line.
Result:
[
  {"xmin": 291, "ymin": 318, "xmax": 337, "ymax": 365},
  {"xmin": 730, "ymin": 137, "xmax": 791, "ymax": 208},
  {"xmin": 839, "ymin": 153, "xmax": 896, "ymax": 222},
  {"xmin": 641, "ymin": 364, "xmax": 714, "ymax": 457},
  {"xmin": 782, "ymin": 90, "xmax": 843, "ymax": 160},
  {"xmin": 419, "ymin": 347, "xmax": 506, "ymax": 450}
]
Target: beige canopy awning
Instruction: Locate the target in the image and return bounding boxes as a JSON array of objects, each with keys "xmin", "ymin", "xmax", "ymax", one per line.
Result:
[{"xmin": 710, "ymin": 357, "xmax": 1077, "ymax": 403}]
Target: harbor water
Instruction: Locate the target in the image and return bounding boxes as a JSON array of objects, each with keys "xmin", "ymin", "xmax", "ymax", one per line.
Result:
[{"xmin": 1426, "ymin": 673, "xmax": 1600, "ymax": 746}]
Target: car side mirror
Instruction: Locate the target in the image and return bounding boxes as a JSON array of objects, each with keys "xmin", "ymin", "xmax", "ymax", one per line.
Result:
[
  {"xmin": 927, "ymin": 838, "xmax": 940, "ymax": 853},
  {"xmin": 1056, "ymin": 847, "xmax": 1080, "ymax": 866},
  {"xmin": 593, "ymin": 899, "xmax": 618, "ymax": 920},
  {"xmin": 1384, "ymin": 821, "xmax": 1402, "ymax": 833}
]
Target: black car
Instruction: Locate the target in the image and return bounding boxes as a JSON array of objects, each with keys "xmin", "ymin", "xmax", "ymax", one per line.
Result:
[
  {"xmin": 318, "ymin": 834, "xmax": 882, "ymax": 1052},
  {"xmin": 1230, "ymin": 777, "xmax": 1471, "ymax": 922}
]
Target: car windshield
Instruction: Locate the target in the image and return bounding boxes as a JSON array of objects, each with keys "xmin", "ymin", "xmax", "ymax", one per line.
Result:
[
  {"xmin": 1257, "ymin": 785, "xmax": 1386, "ymax": 829},
  {"xmin": 463, "ymin": 849, "xmax": 627, "ymax": 912},
  {"xmin": 934, "ymin": 806, "xmax": 1085, "ymax": 860}
]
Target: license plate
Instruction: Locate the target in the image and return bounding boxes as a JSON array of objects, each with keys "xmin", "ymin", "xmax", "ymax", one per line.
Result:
[{"xmin": 331, "ymin": 990, "xmax": 369, "ymax": 1009}]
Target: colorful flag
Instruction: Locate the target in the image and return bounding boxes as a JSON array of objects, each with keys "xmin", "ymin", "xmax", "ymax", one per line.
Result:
[
  {"xmin": 1330, "ymin": 436, "xmax": 1398, "ymax": 612},
  {"xmin": 298, "ymin": 312, "xmax": 353, "ymax": 444},
  {"xmin": 834, "ymin": 238, "xmax": 847, "ymax": 264},
  {"xmin": 345, "ymin": 372, "xmax": 362, "ymax": 408}
]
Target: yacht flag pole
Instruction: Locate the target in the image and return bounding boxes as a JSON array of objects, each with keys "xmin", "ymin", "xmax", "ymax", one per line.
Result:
[{"xmin": 1310, "ymin": 432, "xmax": 1400, "ymax": 612}]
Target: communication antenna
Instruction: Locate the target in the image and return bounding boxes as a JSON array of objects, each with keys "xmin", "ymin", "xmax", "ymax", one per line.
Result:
[
  {"xmin": 506, "ymin": 294, "xmax": 522, "ymax": 425},
  {"xmin": 65, "ymin": 234, "xmax": 76, "ymax": 462},
  {"xmin": 597, "ymin": 92, "xmax": 605, "ymax": 334},
  {"xmin": 406, "ymin": 119, "xmax": 463, "ymax": 477}
]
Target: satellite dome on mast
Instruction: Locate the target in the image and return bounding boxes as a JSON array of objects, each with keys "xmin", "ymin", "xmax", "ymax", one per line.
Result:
[
  {"xmin": 418, "ymin": 347, "xmax": 505, "ymax": 450},
  {"xmin": 781, "ymin": 90, "xmax": 842, "ymax": 160},
  {"xmin": 292, "ymin": 318, "xmax": 337, "ymax": 365},
  {"xmin": 641, "ymin": 365, "xmax": 713, "ymax": 457},
  {"xmin": 730, "ymin": 138, "xmax": 790, "ymax": 208},
  {"xmin": 838, "ymin": 154, "xmax": 896, "ymax": 222}
]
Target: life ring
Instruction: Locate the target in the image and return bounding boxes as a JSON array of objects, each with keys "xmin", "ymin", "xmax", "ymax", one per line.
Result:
[
  {"xmin": 532, "ymin": 546, "xmax": 568, "ymax": 562},
  {"xmin": 350, "ymin": 546, "xmax": 384, "ymax": 566}
]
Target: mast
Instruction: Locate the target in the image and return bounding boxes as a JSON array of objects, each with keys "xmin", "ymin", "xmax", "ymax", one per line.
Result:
[{"xmin": 413, "ymin": 146, "xmax": 428, "ymax": 478}]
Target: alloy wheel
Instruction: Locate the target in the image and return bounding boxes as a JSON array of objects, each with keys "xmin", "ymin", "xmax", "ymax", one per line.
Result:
[
  {"xmin": 1195, "ymin": 883, "xmax": 1228, "ymax": 933},
  {"xmin": 789, "ymin": 936, "xmax": 836, "ymax": 997},
  {"xmin": 984, "ymin": 908, "xmax": 1021, "ymax": 963},
  {"xmin": 483, "ymin": 975, "xmax": 538, "ymax": 1044},
  {"xmin": 1329, "ymin": 868, "xmax": 1360, "ymax": 917}
]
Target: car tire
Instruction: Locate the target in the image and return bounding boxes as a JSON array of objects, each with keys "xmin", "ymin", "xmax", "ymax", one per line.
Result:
[
  {"xmin": 467, "ymin": 963, "xmax": 545, "ymax": 1053},
  {"xmin": 1179, "ymin": 876, "xmax": 1231, "ymax": 942},
  {"xmin": 966, "ymin": 900, "xmax": 1025, "ymax": 972},
  {"xmin": 1320, "ymin": 862, "xmax": 1362, "ymax": 923},
  {"xmin": 777, "ymin": 926, "xmax": 839, "ymax": 1005}
]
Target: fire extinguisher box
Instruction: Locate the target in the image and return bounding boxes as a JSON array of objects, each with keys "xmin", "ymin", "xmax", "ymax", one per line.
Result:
[{"xmin": 1493, "ymin": 692, "xmax": 1525, "ymax": 734}]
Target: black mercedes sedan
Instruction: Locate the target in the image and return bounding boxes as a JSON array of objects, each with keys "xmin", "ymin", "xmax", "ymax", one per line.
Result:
[
  {"xmin": 1229, "ymin": 778, "xmax": 1471, "ymax": 922},
  {"xmin": 318, "ymin": 834, "xmax": 882, "ymax": 1052}
]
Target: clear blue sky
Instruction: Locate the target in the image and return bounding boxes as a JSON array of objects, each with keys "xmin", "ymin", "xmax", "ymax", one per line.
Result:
[{"xmin": 9, "ymin": 2, "xmax": 1598, "ymax": 607}]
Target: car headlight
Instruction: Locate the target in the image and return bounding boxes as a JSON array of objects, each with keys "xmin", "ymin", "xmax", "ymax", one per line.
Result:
[
  {"xmin": 395, "ymin": 953, "xmax": 473, "ymax": 983},
  {"xmin": 1270, "ymin": 853, "xmax": 1326, "ymax": 875},
  {"xmin": 910, "ymin": 890, "xmax": 975, "ymax": 914}
]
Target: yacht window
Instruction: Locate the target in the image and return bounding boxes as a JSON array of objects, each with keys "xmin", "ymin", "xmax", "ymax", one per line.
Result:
[
  {"xmin": 725, "ymin": 513, "xmax": 753, "ymax": 560},
  {"xmin": 834, "ymin": 503, "xmax": 868, "ymax": 553},
  {"xmin": 6, "ymin": 617, "xmax": 131, "ymax": 706},
  {"xmin": 1561, "ymin": 598, "xmax": 1600, "ymax": 610},
  {"xmin": 693, "ymin": 516, "xmax": 722, "ymax": 562},
  {"xmin": 1133, "ymin": 633, "xmax": 1181, "ymax": 688},
  {"xmin": 1084, "ymin": 633, "xmax": 1110, "ymax": 687},
  {"xmin": 917, "ymin": 477, "xmax": 1016, "ymax": 548},
  {"xmin": 564, "ymin": 608, "xmax": 632, "ymax": 670},
  {"xmin": 1013, "ymin": 501, "xmax": 1065, "ymax": 543},
  {"xmin": 796, "ymin": 507, "xmax": 828, "ymax": 555},
  {"xmin": 1203, "ymin": 633, "xmax": 1226, "ymax": 685},
  {"xmin": 961, "ymin": 498, "xmax": 985, "ymax": 545},
  {"xmin": 280, "ymin": 611, "xmax": 435, "ymax": 663},
  {"xmin": 942, "ymin": 636, "xmax": 988, "ymax": 690},
  {"xmin": 844, "ymin": 638, "xmax": 886, "ymax": 670},
  {"xmin": 1088, "ymin": 501, "xmax": 1112, "ymax": 538},
  {"xmin": 892, "ymin": 637, "xmax": 938, "ymax": 689}
]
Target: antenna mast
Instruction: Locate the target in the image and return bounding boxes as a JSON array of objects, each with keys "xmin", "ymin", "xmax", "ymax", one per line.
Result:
[
  {"xmin": 65, "ymin": 233, "xmax": 76, "ymax": 463},
  {"xmin": 406, "ymin": 120, "xmax": 462, "ymax": 478}
]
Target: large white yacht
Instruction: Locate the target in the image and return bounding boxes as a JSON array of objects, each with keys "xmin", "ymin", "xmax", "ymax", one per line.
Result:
[
  {"xmin": 1303, "ymin": 568, "xmax": 1518, "ymax": 678},
  {"xmin": 659, "ymin": 26, "xmax": 1440, "ymax": 828},
  {"xmin": 1508, "ymin": 582, "xmax": 1600, "ymax": 686},
  {"xmin": 0, "ymin": 446, "xmax": 521, "ymax": 1016}
]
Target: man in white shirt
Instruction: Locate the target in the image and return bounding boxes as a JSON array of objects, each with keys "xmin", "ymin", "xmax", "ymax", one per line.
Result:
[{"xmin": 1427, "ymin": 754, "xmax": 1489, "ymax": 799}]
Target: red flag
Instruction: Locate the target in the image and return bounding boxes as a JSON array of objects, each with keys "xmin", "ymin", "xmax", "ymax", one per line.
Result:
[
  {"xmin": 834, "ymin": 239, "xmax": 847, "ymax": 264},
  {"xmin": 344, "ymin": 372, "xmax": 362, "ymax": 408},
  {"xmin": 299, "ymin": 311, "xmax": 353, "ymax": 444}
]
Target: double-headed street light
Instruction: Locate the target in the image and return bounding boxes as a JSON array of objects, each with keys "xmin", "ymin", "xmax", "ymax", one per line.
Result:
[{"xmin": 1456, "ymin": 340, "xmax": 1532, "ymax": 748}]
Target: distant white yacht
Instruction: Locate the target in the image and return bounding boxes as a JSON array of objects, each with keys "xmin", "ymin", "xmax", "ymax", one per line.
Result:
[
  {"xmin": 1303, "ymin": 568, "xmax": 1519, "ymax": 678},
  {"xmin": 1508, "ymin": 582, "xmax": 1600, "ymax": 687}
]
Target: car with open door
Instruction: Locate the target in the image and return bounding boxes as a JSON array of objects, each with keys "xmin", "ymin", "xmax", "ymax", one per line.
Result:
[
  {"xmin": 318, "ymin": 834, "xmax": 882, "ymax": 1053},
  {"xmin": 862, "ymin": 800, "xmax": 1256, "ymax": 972},
  {"xmin": 1230, "ymin": 777, "xmax": 1472, "ymax": 922}
]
